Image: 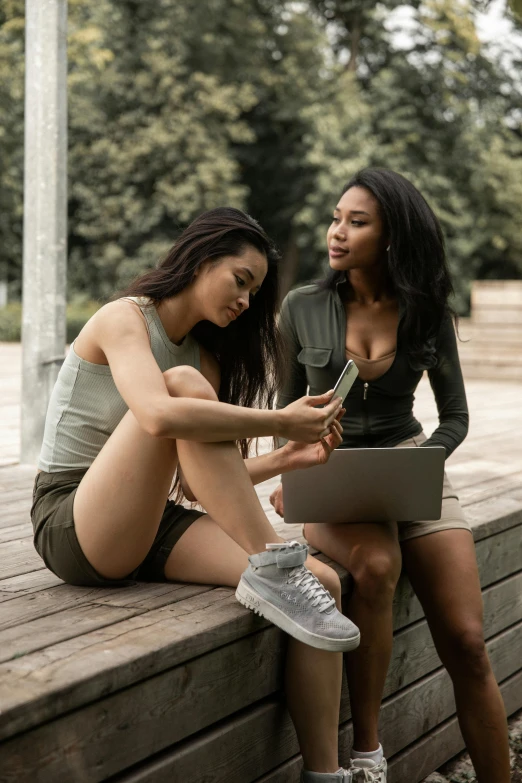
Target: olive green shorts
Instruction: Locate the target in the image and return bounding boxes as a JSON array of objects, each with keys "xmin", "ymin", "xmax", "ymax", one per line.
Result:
[{"xmin": 31, "ymin": 469, "xmax": 205, "ymax": 587}]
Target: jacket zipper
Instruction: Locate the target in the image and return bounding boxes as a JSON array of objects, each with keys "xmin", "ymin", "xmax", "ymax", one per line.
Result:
[{"xmin": 362, "ymin": 382, "xmax": 369, "ymax": 439}]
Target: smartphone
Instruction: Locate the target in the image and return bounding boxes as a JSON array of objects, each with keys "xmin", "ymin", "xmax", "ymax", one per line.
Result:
[{"xmin": 332, "ymin": 359, "xmax": 359, "ymax": 404}]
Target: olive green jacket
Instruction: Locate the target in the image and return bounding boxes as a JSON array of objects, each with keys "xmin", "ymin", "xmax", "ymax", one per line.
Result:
[{"xmin": 277, "ymin": 282, "xmax": 469, "ymax": 458}]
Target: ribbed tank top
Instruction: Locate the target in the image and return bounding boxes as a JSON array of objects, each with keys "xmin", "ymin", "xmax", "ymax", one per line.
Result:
[{"xmin": 38, "ymin": 297, "xmax": 201, "ymax": 472}]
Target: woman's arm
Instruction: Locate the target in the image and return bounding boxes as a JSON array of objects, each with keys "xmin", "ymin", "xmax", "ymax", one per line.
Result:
[
  {"xmin": 422, "ymin": 314, "xmax": 469, "ymax": 458},
  {"xmin": 96, "ymin": 302, "xmax": 340, "ymax": 444},
  {"xmin": 243, "ymin": 415, "xmax": 344, "ymax": 485},
  {"xmin": 179, "ymin": 343, "xmax": 343, "ymax": 499}
]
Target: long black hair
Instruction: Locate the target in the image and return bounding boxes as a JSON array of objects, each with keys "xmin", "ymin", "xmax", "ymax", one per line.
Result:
[
  {"xmin": 118, "ymin": 207, "xmax": 283, "ymax": 458},
  {"xmin": 321, "ymin": 168, "xmax": 456, "ymax": 369}
]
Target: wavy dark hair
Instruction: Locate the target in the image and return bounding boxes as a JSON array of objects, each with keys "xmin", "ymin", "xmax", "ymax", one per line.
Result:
[
  {"xmin": 118, "ymin": 207, "xmax": 283, "ymax": 461},
  {"xmin": 320, "ymin": 168, "xmax": 457, "ymax": 370}
]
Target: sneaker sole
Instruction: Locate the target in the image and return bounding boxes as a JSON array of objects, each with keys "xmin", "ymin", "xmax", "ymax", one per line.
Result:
[{"xmin": 235, "ymin": 577, "xmax": 361, "ymax": 653}]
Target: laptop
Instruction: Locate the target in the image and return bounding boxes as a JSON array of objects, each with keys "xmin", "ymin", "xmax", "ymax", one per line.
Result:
[{"xmin": 282, "ymin": 447, "xmax": 445, "ymax": 524}]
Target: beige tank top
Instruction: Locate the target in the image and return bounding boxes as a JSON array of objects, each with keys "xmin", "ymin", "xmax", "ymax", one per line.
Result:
[
  {"xmin": 346, "ymin": 348, "xmax": 396, "ymax": 382},
  {"xmin": 38, "ymin": 297, "xmax": 200, "ymax": 472}
]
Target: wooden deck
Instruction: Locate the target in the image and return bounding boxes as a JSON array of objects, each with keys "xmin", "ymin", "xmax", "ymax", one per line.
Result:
[{"xmin": 1, "ymin": 342, "xmax": 522, "ymax": 782}]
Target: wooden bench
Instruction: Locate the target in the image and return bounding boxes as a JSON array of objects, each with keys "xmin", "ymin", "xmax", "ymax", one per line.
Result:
[
  {"xmin": 458, "ymin": 281, "xmax": 522, "ymax": 380},
  {"xmin": 1, "ymin": 377, "xmax": 521, "ymax": 782}
]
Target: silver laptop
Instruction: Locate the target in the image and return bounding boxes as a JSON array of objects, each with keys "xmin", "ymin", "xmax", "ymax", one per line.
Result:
[{"xmin": 282, "ymin": 447, "xmax": 445, "ymax": 524}]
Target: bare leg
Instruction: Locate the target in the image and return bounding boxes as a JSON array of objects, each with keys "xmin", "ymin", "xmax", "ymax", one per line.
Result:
[
  {"xmin": 176, "ymin": 438, "xmax": 282, "ymax": 554},
  {"xmin": 166, "ymin": 517, "xmax": 344, "ymax": 773},
  {"xmin": 72, "ymin": 364, "xmax": 344, "ymax": 771},
  {"xmin": 402, "ymin": 529, "xmax": 510, "ymax": 783},
  {"xmin": 305, "ymin": 521, "xmax": 402, "ymax": 752},
  {"xmin": 73, "ymin": 366, "xmax": 281, "ymax": 579}
]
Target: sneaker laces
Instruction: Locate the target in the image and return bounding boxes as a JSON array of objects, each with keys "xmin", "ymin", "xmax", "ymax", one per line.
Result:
[
  {"xmin": 349, "ymin": 760, "xmax": 386, "ymax": 782},
  {"xmin": 287, "ymin": 565, "xmax": 336, "ymax": 613}
]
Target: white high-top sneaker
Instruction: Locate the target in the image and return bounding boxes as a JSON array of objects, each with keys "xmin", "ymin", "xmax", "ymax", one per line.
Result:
[
  {"xmin": 349, "ymin": 757, "xmax": 387, "ymax": 782},
  {"xmin": 236, "ymin": 541, "xmax": 360, "ymax": 652}
]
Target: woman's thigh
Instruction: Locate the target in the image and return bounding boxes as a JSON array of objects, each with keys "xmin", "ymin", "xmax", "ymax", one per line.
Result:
[
  {"xmin": 165, "ymin": 514, "xmax": 249, "ymax": 586},
  {"xmin": 73, "ymin": 409, "xmax": 179, "ymax": 579},
  {"xmin": 166, "ymin": 516, "xmax": 342, "ymax": 603},
  {"xmin": 401, "ymin": 529, "xmax": 486, "ymax": 670}
]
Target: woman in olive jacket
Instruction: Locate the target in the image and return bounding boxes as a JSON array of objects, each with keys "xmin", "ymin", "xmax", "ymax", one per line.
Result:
[{"xmin": 270, "ymin": 169, "xmax": 510, "ymax": 783}]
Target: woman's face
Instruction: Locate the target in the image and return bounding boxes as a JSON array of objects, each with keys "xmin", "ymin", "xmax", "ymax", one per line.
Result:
[
  {"xmin": 194, "ymin": 246, "xmax": 268, "ymax": 328},
  {"xmin": 326, "ymin": 186, "xmax": 388, "ymax": 272}
]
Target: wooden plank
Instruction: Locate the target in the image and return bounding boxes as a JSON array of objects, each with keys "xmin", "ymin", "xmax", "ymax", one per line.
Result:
[
  {"xmin": 0, "ymin": 486, "xmax": 35, "ymax": 503},
  {"xmin": 0, "ymin": 538, "xmax": 44, "ymax": 580},
  {"xmin": 0, "ymin": 523, "xmax": 32, "ymax": 543},
  {"xmin": 471, "ymin": 280, "xmax": 522, "ymax": 305},
  {"xmin": 468, "ymin": 495, "xmax": 522, "ymax": 541},
  {"xmin": 0, "ymin": 465, "xmax": 35, "ymax": 489},
  {"xmin": 254, "ymin": 668, "xmax": 522, "ymax": 783},
  {"xmin": 0, "ymin": 628, "xmax": 285, "ymax": 783},
  {"xmin": 0, "ymin": 496, "xmax": 32, "ymax": 516},
  {"xmin": 472, "ymin": 308, "xmax": 522, "ymax": 325},
  {"xmin": 104, "ymin": 623, "xmax": 522, "ymax": 783},
  {"xmin": 386, "ymin": 668, "xmax": 522, "ymax": 783},
  {"xmin": 0, "ymin": 569, "xmax": 63, "ymax": 599},
  {"xmin": 2, "ymin": 571, "xmax": 520, "ymax": 782},
  {"xmin": 0, "ymin": 581, "xmax": 214, "ymax": 630},
  {"xmin": 0, "ymin": 604, "xmax": 145, "ymax": 665},
  {"xmin": 0, "ymin": 517, "xmax": 520, "ymax": 742},
  {"xmin": 461, "ymin": 364, "xmax": 522, "ymax": 381},
  {"xmin": 0, "ymin": 588, "xmax": 244, "ymax": 741}
]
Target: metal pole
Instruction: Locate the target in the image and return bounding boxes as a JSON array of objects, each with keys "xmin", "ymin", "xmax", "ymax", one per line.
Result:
[{"xmin": 21, "ymin": 0, "xmax": 68, "ymax": 464}]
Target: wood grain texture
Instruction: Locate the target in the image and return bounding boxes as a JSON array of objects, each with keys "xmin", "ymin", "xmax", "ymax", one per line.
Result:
[
  {"xmin": 253, "ymin": 669, "xmax": 522, "ymax": 783},
  {"xmin": 94, "ymin": 622, "xmax": 522, "ymax": 783},
  {"xmin": 1, "ymin": 571, "xmax": 521, "ymax": 782},
  {"xmin": 0, "ymin": 516, "xmax": 520, "ymax": 743}
]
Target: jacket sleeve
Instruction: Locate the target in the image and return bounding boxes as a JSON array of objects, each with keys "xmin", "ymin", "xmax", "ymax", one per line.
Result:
[
  {"xmin": 276, "ymin": 293, "xmax": 308, "ymax": 410},
  {"xmin": 421, "ymin": 314, "xmax": 469, "ymax": 458}
]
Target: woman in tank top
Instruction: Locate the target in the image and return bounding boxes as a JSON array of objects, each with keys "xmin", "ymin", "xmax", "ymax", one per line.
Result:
[
  {"xmin": 32, "ymin": 207, "xmax": 362, "ymax": 782},
  {"xmin": 270, "ymin": 170, "xmax": 510, "ymax": 782}
]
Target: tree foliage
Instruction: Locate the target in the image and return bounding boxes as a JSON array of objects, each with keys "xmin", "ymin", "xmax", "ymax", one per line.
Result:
[{"xmin": 0, "ymin": 0, "xmax": 520, "ymax": 309}]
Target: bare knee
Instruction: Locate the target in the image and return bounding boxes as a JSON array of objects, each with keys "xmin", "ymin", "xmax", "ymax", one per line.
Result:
[
  {"xmin": 439, "ymin": 624, "xmax": 490, "ymax": 681},
  {"xmin": 163, "ymin": 366, "xmax": 218, "ymax": 402},
  {"xmin": 350, "ymin": 549, "xmax": 402, "ymax": 607}
]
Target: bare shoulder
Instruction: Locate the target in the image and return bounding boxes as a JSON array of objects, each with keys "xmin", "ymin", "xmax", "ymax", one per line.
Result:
[
  {"xmin": 93, "ymin": 299, "xmax": 148, "ymax": 337},
  {"xmin": 75, "ymin": 300, "xmax": 149, "ymax": 364},
  {"xmin": 198, "ymin": 343, "xmax": 221, "ymax": 394}
]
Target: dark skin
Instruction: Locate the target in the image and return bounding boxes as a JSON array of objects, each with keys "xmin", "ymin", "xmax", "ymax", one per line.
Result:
[
  {"xmin": 271, "ymin": 185, "xmax": 511, "ymax": 782},
  {"xmin": 328, "ymin": 187, "xmax": 399, "ymax": 361}
]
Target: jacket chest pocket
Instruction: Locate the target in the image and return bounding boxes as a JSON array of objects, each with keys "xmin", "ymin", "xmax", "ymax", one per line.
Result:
[{"xmin": 297, "ymin": 347, "xmax": 333, "ymax": 394}]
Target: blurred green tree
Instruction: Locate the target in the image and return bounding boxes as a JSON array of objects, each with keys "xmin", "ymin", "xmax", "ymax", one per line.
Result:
[
  {"xmin": 0, "ymin": 0, "xmax": 25, "ymax": 298},
  {"xmin": 0, "ymin": 0, "xmax": 520, "ymax": 308},
  {"xmin": 301, "ymin": 0, "xmax": 522, "ymax": 310},
  {"xmin": 67, "ymin": 0, "xmax": 258, "ymax": 298}
]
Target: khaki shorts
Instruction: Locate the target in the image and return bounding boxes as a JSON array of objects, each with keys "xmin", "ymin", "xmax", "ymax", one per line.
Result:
[
  {"xmin": 31, "ymin": 469, "xmax": 204, "ymax": 587},
  {"xmin": 393, "ymin": 432, "xmax": 470, "ymax": 541}
]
